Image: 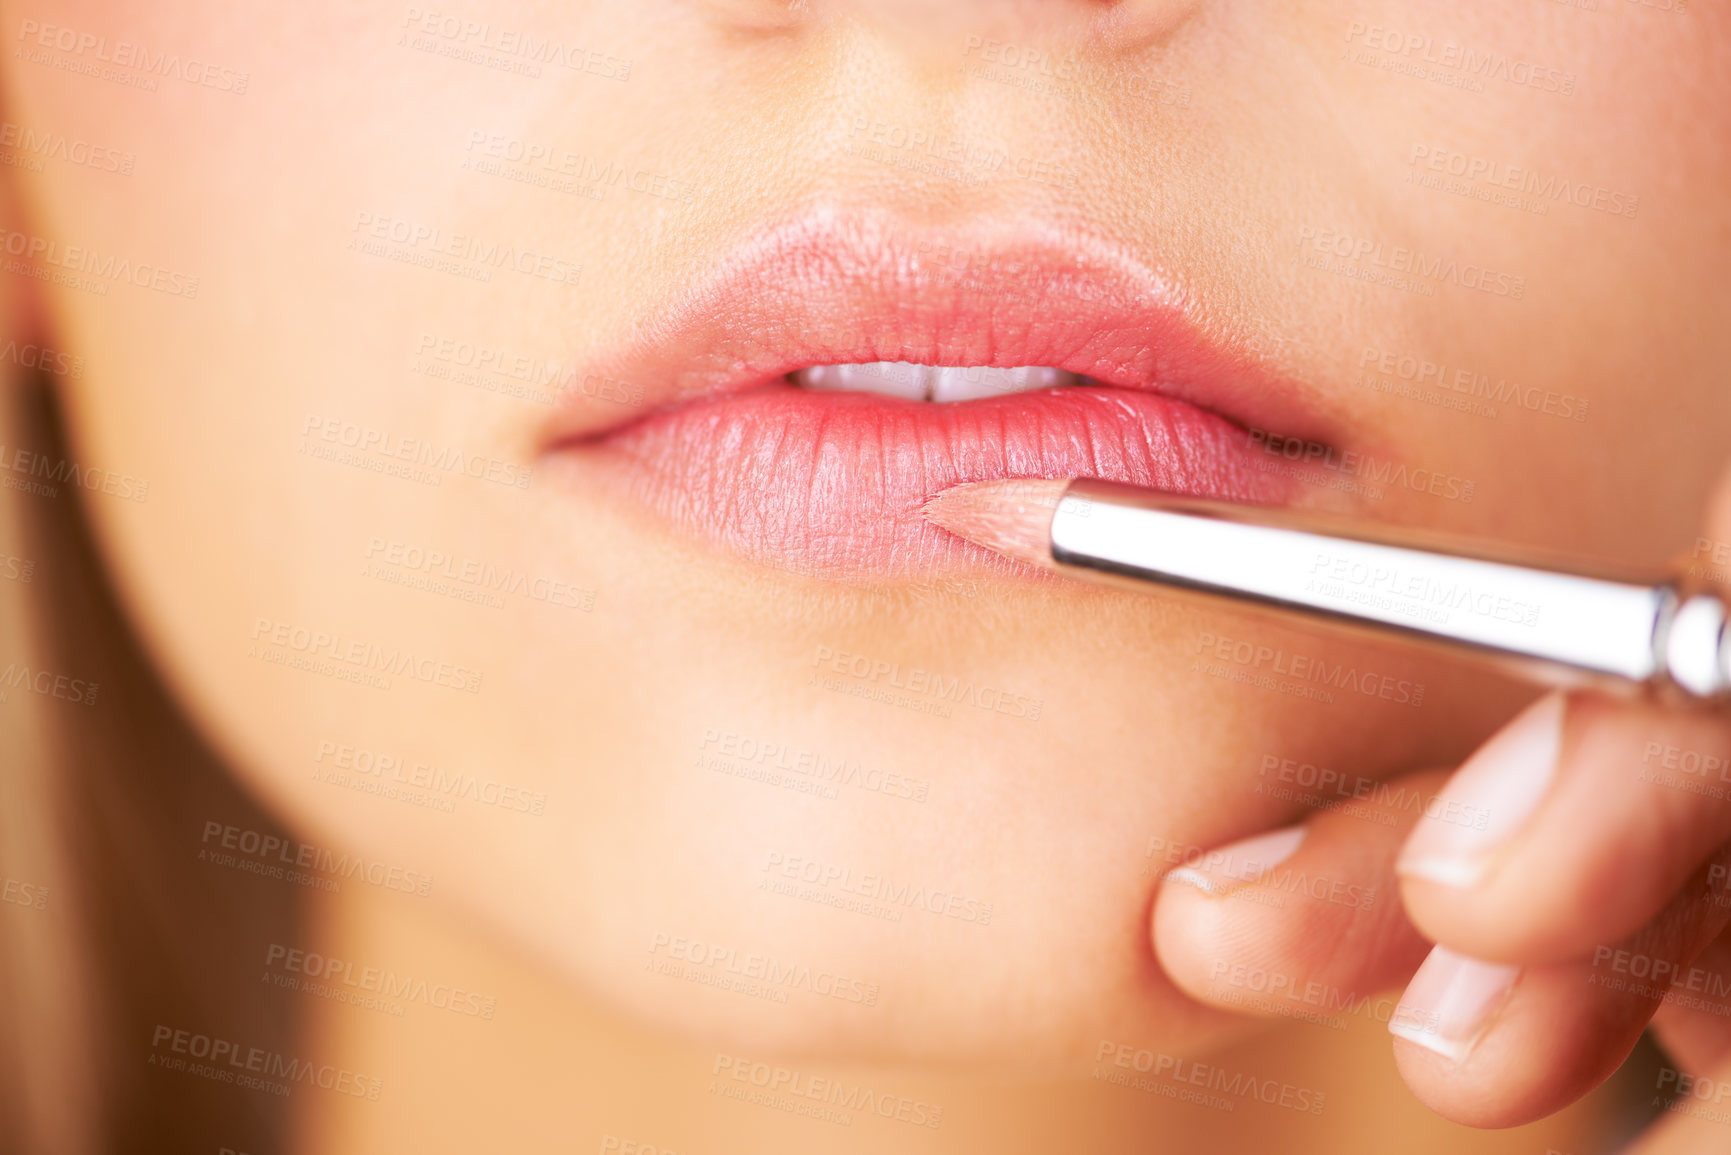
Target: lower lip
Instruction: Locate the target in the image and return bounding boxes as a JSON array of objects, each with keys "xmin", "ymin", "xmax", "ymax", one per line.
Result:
[{"xmin": 552, "ymin": 382, "xmax": 1297, "ymax": 575}]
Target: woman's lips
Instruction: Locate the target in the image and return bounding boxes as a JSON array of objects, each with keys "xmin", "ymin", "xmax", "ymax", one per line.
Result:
[
  {"xmin": 541, "ymin": 206, "xmax": 1320, "ymax": 575},
  {"xmin": 586, "ymin": 382, "xmax": 1294, "ymax": 573}
]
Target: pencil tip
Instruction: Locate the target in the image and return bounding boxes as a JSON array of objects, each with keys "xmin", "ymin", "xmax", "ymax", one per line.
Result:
[{"xmin": 922, "ymin": 479, "xmax": 1069, "ymax": 568}]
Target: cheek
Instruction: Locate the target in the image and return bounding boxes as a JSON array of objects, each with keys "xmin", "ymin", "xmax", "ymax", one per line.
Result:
[{"xmin": 420, "ymin": 577, "xmax": 1507, "ymax": 1062}]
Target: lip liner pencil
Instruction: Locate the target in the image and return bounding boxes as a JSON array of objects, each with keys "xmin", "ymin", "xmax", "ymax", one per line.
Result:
[{"xmin": 924, "ymin": 477, "xmax": 1731, "ymax": 698}]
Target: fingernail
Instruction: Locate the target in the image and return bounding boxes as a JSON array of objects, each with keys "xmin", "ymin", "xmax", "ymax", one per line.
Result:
[
  {"xmin": 1389, "ymin": 945, "xmax": 1520, "ymax": 1061},
  {"xmin": 1166, "ymin": 825, "xmax": 1305, "ymax": 897},
  {"xmin": 1396, "ymin": 692, "xmax": 1565, "ymax": 888}
]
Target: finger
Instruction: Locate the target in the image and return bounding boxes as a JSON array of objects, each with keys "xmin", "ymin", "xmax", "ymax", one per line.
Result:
[
  {"xmin": 1397, "ymin": 690, "xmax": 1731, "ymax": 964},
  {"xmin": 1651, "ymin": 921, "xmax": 1731, "ymax": 1075},
  {"xmin": 1624, "ymin": 465, "xmax": 1731, "ymax": 1153},
  {"xmin": 1389, "ymin": 850, "xmax": 1731, "ymax": 1128},
  {"xmin": 1152, "ymin": 768, "xmax": 1444, "ymax": 1022}
]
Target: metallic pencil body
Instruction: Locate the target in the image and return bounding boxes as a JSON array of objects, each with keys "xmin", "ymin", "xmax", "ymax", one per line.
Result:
[{"xmin": 1048, "ymin": 479, "xmax": 1730, "ymax": 697}]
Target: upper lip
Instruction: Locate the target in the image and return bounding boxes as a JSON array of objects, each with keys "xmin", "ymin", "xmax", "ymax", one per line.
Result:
[{"xmin": 540, "ymin": 202, "xmax": 1333, "ymax": 451}]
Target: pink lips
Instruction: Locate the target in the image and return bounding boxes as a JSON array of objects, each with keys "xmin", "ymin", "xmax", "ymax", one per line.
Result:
[{"xmin": 541, "ymin": 205, "xmax": 1319, "ymax": 574}]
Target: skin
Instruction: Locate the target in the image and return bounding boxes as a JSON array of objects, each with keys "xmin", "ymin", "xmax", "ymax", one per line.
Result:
[{"xmin": 5, "ymin": 0, "xmax": 1730, "ymax": 1147}]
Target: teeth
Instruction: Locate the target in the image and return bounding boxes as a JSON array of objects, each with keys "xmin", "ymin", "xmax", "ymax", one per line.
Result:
[
  {"xmin": 795, "ymin": 362, "xmax": 931, "ymax": 402},
  {"xmin": 930, "ymin": 365, "xmax": 1077, "ymax": 402},
  {"xmin": 793, "ymin": 362, "xmax": 1080, "ymax": 402}
]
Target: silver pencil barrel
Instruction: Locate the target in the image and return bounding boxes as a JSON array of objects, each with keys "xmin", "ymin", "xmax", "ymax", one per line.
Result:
[{"xmin": 1049, "ymin": 479, "xmax": 1731, "ymax": 697}]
